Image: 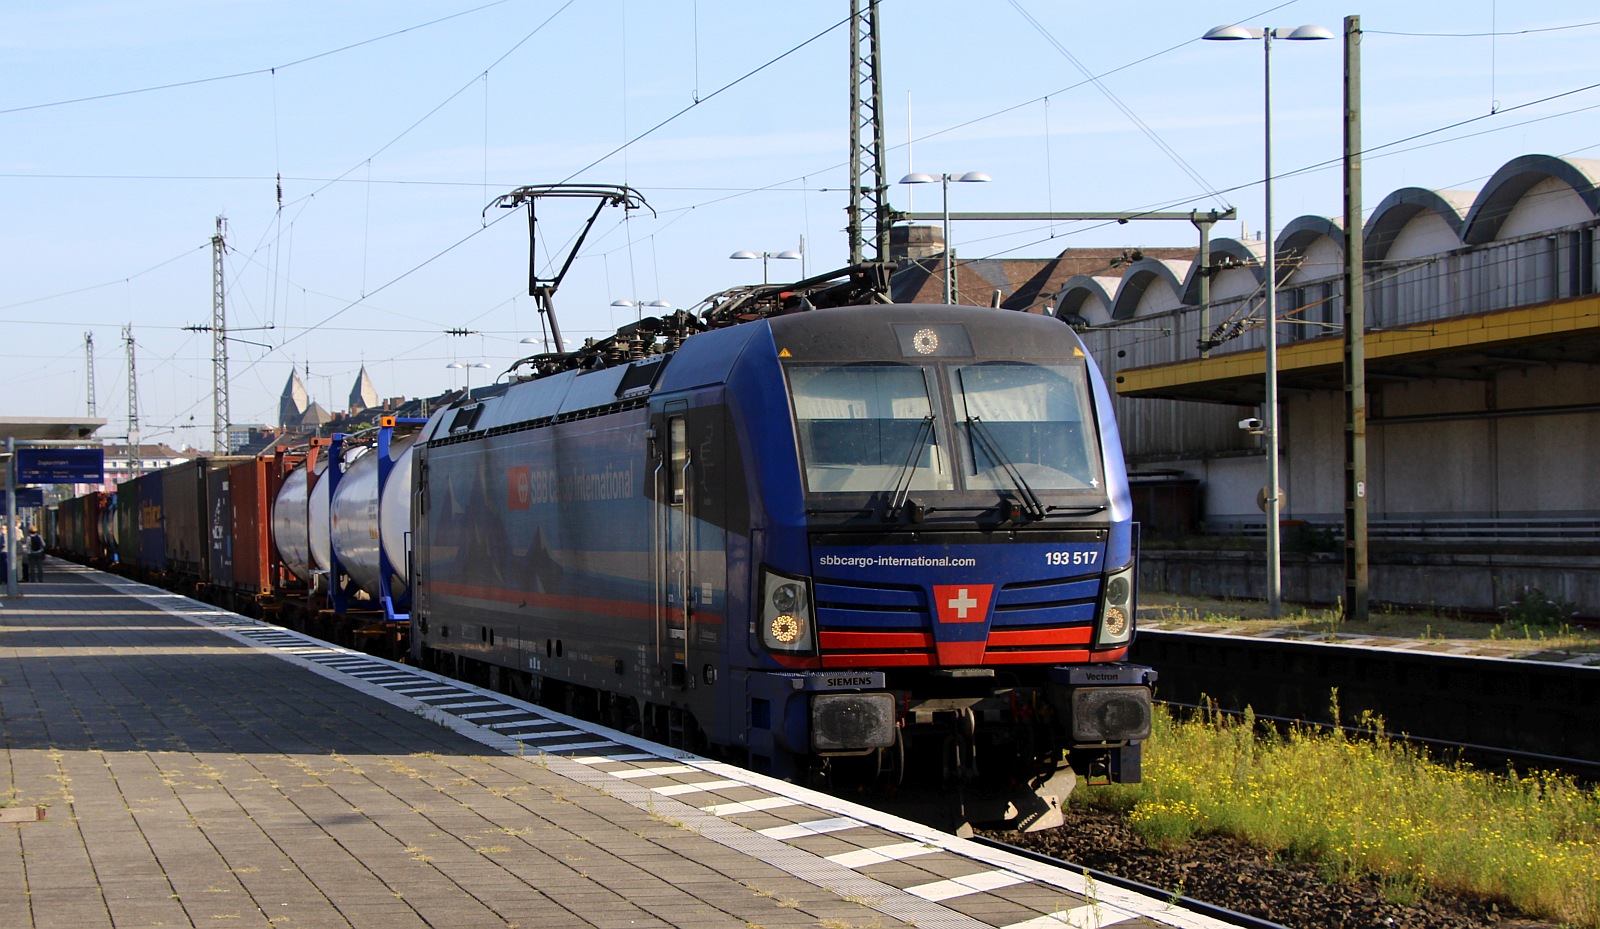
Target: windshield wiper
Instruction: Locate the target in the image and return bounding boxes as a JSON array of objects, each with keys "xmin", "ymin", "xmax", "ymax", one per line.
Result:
[
  {"xmin": 966, "ymin": 415, "xmax": 1047, "ymax": 521},
  {"xmin": 886, "ymin": 414, "xmax": 935, "ymax": 521}
]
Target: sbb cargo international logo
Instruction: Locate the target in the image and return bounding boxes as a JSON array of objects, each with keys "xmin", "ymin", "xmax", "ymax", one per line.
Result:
[{"xmin": 508, "ymin": 465, "xmax": 531, "ymax": 510}]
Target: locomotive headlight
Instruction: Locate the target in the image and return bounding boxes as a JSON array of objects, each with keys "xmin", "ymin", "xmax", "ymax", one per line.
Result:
[
  {"xmin": 760, "ymin": 568, "xmax": 815, "ymax": 654},
  {"xmin": 772, "ymin": 582, "xmax": 802, "ymax": 614},
  {"xmin": 1093, "ymin": 564, "xmax": 1137, "ymax": 649},
  {"xmin": 770, "ymin": 612, "xmax": 803, "ymax": 644}
]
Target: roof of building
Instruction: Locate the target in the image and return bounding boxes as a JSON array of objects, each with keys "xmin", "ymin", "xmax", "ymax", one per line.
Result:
[
  {"xmin": 104, "ymin": 443, "xmax": 194, "ymax": 460},
  {"xmin": 299, "ymin": 401, "xmax": 332, "ymax": 427},
  {"xmin": 0, "ymin": 418, "xmax": 107, "ymax": 442},
  {"xmin": 889, "ymin": 244, "xmax": 1197, "ymax": 310}
]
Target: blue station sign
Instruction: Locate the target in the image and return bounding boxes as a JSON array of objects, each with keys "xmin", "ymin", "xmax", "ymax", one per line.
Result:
[
  {"xmin": 0, "ymin": 488, "xmax": 45, "ymax": 508},
  {"xmin": 16, "ymin": 447, "xmax": 104, "ymax": 484}
]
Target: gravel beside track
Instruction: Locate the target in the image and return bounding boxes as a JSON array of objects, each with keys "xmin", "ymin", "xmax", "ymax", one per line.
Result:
[{"xmin": 984, "ymin": 807, "xmax": 1561, "ymax": 929}]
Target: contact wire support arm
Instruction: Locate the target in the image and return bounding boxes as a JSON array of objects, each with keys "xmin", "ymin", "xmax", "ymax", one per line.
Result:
[{"xmin": 488, "ymin": 184, "xmax": 654, "ymax": 353}]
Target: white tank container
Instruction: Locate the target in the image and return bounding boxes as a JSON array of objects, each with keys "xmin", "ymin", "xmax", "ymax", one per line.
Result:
[
  {"xmin": 272, "ymin": 458, "xmax": 330, "ymax": 583},
  {"xmin": 330, "ymin": 438, "xmax": 414, "ymax": 598}
]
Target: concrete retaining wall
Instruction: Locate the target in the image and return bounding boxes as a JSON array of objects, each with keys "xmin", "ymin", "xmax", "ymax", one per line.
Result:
[{"xmin": 1141, "ymin": 549, "xmax": 1600, "ymax": 618}]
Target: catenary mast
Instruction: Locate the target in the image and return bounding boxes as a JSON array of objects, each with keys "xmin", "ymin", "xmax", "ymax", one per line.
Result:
[
  {"xmin": 847, "ymin": 0, "xmax": 890, "ymax": 264},
  {"xmin": 124, "ymin": 325, "xmax": 140, "ymax": 478},
  {"xmin": 211, "ymin": 216, "xmax": 230, "ymax": 453},
  {"xmin": 84, "ymin": 332, "xmax": 96, "ymax": 417}
]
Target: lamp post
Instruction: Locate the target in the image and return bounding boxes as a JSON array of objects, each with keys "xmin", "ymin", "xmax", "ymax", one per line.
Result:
[
  {"xmin": 446, "ymin": 361, "xmax": 490, "ymax": 395},
  {"xmin": 729, "ymin": 250, "xmax": 800, "ymax": 284},
  {"xmin": 610, "ymin": 299, "xmax": 672, "ymax": 321},
  {"xmin": 1204, "ymin": 22, "xmax": 1332, "ymax": 618},
  {"xmin": 898, "ymin": 172, "xmax": 990, "ymax": 304}
]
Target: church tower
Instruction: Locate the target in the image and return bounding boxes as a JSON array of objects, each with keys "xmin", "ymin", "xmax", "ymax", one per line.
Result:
[
  {"xmin": 349, "ymin": 366, "xmax": 379, "ymax": 414},
  {"xmin": 279, "ymin": 369, "xmax": 309, "ymax": 428}
]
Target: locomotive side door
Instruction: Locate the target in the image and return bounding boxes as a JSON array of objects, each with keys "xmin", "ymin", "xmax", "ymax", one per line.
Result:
[
  {"xmin": 654, "ymin": 403, "xmax": 692, "ymax": 689},
  {"xmin": 409, "ymin": 445, "xmax": 431, "ymax": 641}
]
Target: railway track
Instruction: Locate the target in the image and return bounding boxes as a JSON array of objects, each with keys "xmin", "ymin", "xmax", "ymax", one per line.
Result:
[
  {"xmin": 74, "ymin": 544, "xmax": 1600, "ymax": 780},
  {"xmin": 80, "ymin": 561, "xmax": 1555, "ymax": 929},
  {"xmin": 1159, "ymin": 698, "xmax": 1600, "ymax": 781},
  {"xmin": 969, "ymin": 837, "xmax": 1292, "ymax": 929},
  {"xmin": 1137, "ymin": 627, "xmax": 1600, "ymax": 771}
]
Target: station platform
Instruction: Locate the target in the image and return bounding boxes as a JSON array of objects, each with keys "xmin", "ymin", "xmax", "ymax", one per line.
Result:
[{"xmin": 1, "ymin": 561, "xmax": 1233, "ymax": 929}]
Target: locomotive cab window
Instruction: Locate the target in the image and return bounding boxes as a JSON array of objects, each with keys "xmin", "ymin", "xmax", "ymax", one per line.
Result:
[
  {"xmin": 787, "ymin": 364, "xmax": 952, "ymax": 494},
  {"xmin": 954, "ymin": 362, "xmax": 1103, "ymax": 492}
]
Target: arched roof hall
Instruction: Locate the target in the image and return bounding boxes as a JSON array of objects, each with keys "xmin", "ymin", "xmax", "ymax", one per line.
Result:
[{"xmin": 1052, "ymin": 153, "xmax": 1600, "ymax": 322}]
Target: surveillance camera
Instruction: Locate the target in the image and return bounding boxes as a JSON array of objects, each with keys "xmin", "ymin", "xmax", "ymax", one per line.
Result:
[{"xmin": 1238, "ymin": 417, "xmax": 1263, "ymax": 431}]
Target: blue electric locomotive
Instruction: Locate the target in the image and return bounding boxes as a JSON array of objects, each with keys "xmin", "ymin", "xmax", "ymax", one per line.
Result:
[{"xmin": 412, "ymin": 300, "xmax": 1152, "ymax": 826}]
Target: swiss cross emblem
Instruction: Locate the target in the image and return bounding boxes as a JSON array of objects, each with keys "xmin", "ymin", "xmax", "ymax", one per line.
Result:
[
  {"xmin": 933, "ymin": 584, "xmax": 993, "ymax": 624},
  {"xmin": 508, "ymin": 465, "xmax": 531, "ymax": 510}
]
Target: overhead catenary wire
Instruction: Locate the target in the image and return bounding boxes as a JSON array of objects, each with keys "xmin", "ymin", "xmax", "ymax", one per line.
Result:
[
  {"xmin": 1366, "ymin": 19, "xmax": 1600, "ymax": 38},
  {"xmin": 933, "ymin": 79, "xmax": 1600, "ymax": 285},
  {"xmin": 17, "ymin": 5, "xmax": 1600, "ymax": 444},
  {"xmin": 1005, "ymin": 0, "xmax": 1226, "ymax": 209},
  {"xmin": 241, "ymin": 0, "xmax": 584, "ymax": 266},
  {"xmin": 195, "ymin": 0, "xmax": 592, "ymax": 412},
  {"xmin": 331, "ymin": 12, "xmax": 866, "ymax": 311},
  {"xmin": 557, "ymin": 10, "xmax": 854, "ymax": 183},
  {"xmin": 0, "ymin": 0, "xmax": 521, "ymax": 116},
  {"xmin": 0, "ymin": 245, "xmax": 209, "ymax": 311},
  {"xmin": 643, "ymin": 8, "xmax": 1596, "ymax": 235},
  {"xmin": 11, "ymin": 70, "xmax": 1595, "ymax": 344}
]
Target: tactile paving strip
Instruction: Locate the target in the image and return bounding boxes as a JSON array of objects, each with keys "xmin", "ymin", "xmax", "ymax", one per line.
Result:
[{"xmin": 90, "ymin": 573, "xmax": 1233, "ymax": 929}]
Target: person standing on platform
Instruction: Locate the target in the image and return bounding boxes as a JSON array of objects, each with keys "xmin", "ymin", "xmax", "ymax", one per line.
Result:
[{"xmin": 26, "ymin": 527, "xmax": 45, "ymax": 582}]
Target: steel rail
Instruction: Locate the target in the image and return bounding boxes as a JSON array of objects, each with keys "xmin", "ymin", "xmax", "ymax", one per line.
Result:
[{"xmin": 968, "ymin": 835, "xmax": 1292, "ymax": 929}]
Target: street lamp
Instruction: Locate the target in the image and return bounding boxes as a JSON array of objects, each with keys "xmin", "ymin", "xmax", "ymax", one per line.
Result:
[
  {"xmin": 898, "ymin": 171, "xmax": 990, "ymax": 304},
  {"xmin": 446, "ymin": 361, "xmax": 490, "ymax": 395},
  {"xmin": 729, "ymin": 250, "xmax": 800, "ymax": 285},
  {"xmin": 610, "ymin": 299, "xmax": 672, "ymax": 321},
  {"xmin": 1204, "ymin": 22, "xmax": 1333, "ymax": 618}
]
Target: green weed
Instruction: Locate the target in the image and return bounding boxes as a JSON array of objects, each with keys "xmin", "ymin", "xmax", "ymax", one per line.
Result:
[{"xmin": 1078, "ymin": 704, "xmax": 1600, "ymax": 926}]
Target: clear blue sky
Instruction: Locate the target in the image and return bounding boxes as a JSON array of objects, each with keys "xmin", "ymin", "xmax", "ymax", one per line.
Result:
[{"xmin": 4, "ymin": 0, "xmax": 1596, "ymax": 450}]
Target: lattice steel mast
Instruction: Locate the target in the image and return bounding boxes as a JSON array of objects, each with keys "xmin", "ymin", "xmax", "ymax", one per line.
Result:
[
  {"xmin": 84, "ymin": 332, "xmax": 96, "ymax": 417},
  {"xmin": 847, "ymin": 0, "xmax": 890, "ymax": 264},
  {"xmin": 124, "ymin": 325, "xmax": 141, "ymax": 478},
  {"xmin": 211, "ymin": 216, "xmax": 230, "ymax": 453}
]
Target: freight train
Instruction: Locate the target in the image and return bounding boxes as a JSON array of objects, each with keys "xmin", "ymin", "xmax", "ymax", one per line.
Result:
[{"xmin": 50, "ymin": 276, "xmax": 1154, "ymax": 830}]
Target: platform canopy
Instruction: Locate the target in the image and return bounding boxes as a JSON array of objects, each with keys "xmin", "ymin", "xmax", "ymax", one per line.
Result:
[
  {"xmin": 1114, "ymin": 296, "xmax": 1600, "ymax": 405},
  {"xmin": 0, "ymin": 417, "xmax": 108, "ymax": 442}
]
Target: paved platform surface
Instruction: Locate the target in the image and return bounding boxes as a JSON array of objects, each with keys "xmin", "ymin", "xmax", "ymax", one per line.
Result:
[{"xmin": 1, "ymin": 561, "xmax": 1229, "ymax": 929}]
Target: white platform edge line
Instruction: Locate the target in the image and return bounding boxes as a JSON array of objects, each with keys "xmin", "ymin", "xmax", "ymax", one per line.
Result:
[{"xmin": 84, "ymin": 571, "xmax": 1235, "ymax": 929}]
